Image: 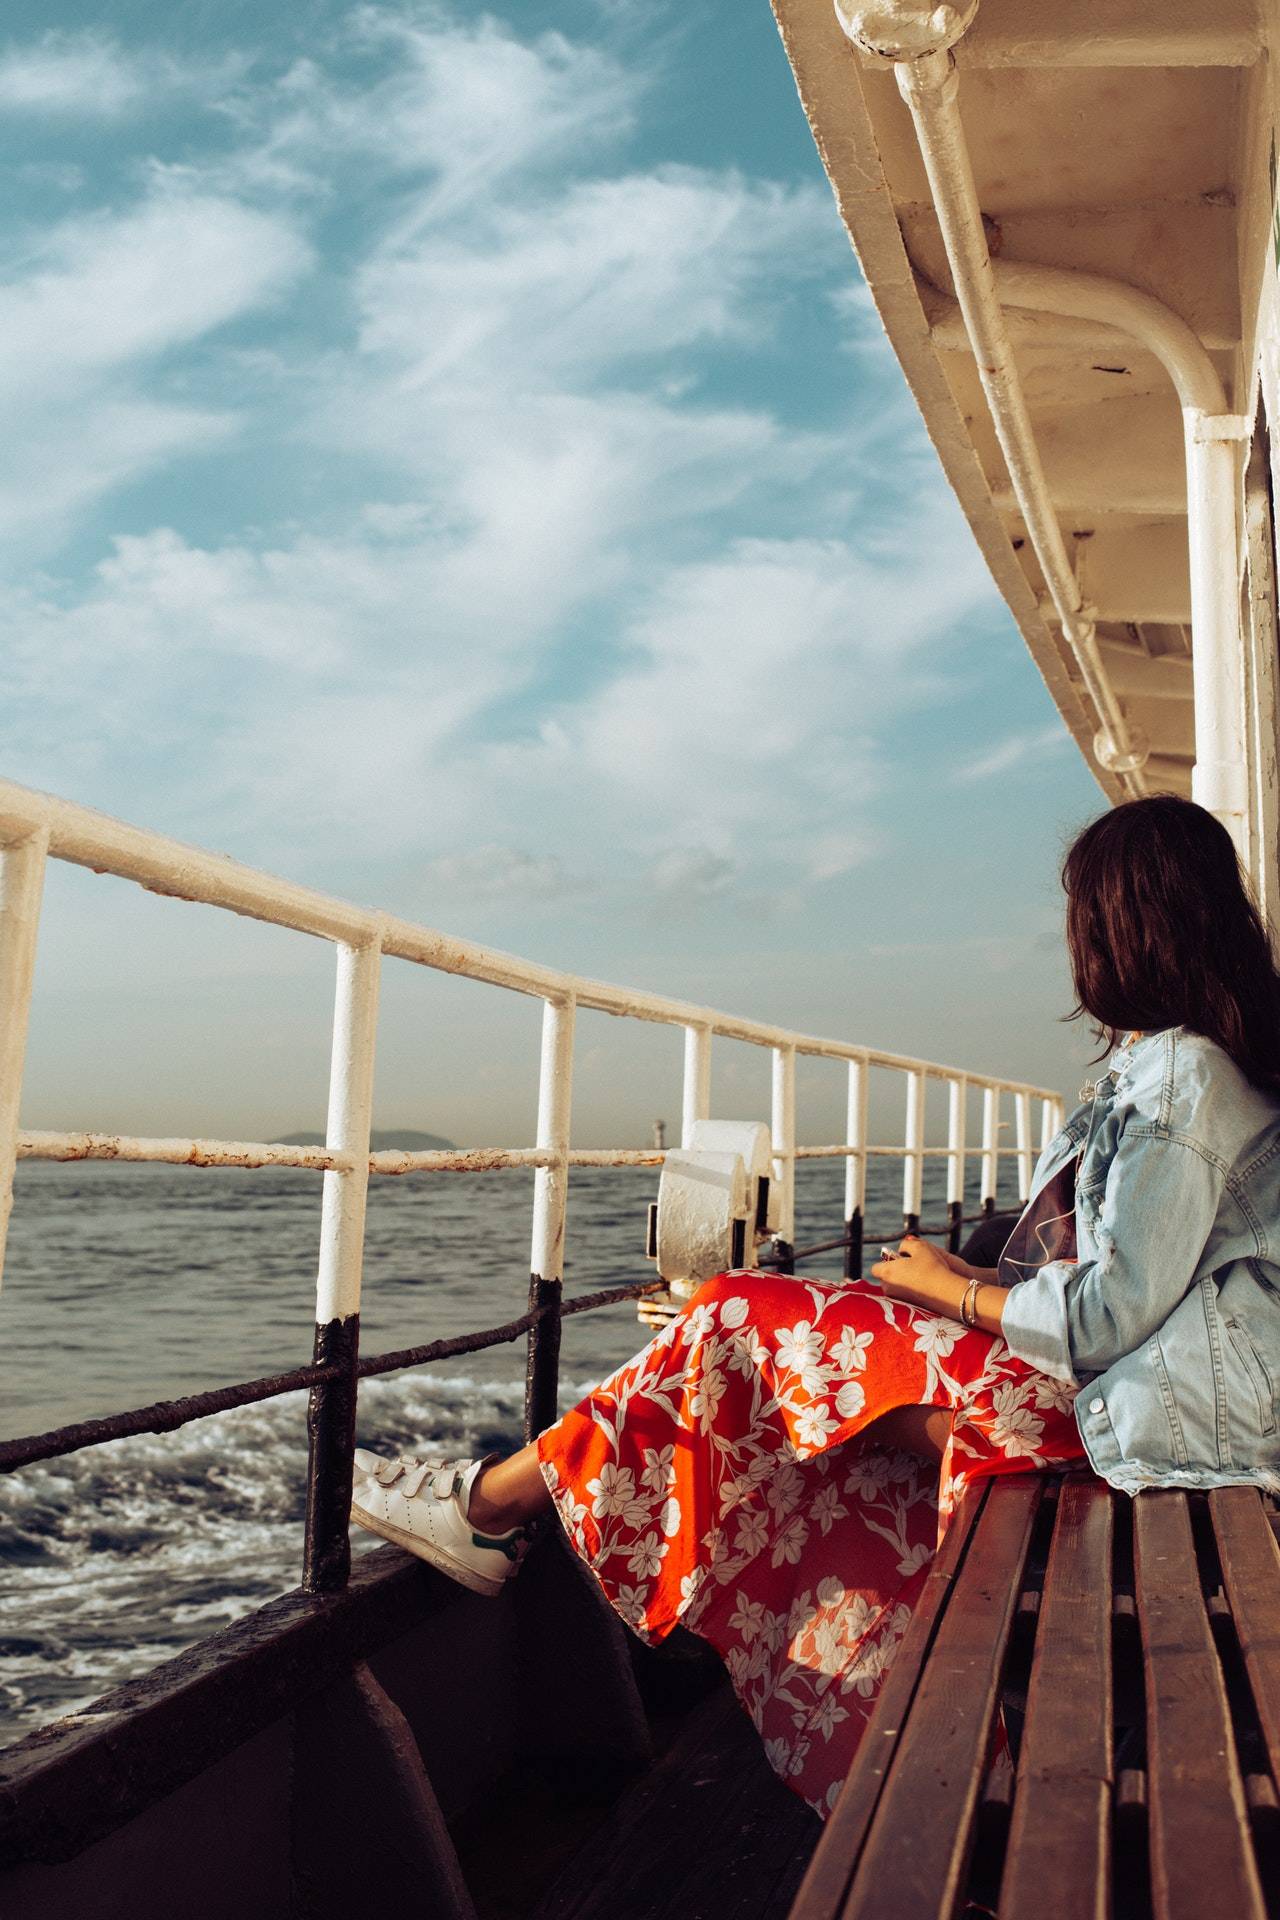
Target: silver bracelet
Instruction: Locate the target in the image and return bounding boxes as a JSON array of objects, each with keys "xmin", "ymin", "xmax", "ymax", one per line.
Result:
[{"xmin": 961, "ymin": 1277, "xmax": 981, "ymax": 1328}]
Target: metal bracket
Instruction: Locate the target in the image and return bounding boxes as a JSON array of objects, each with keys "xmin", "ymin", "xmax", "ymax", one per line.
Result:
[{"xmin": 1189, "ymin": 411, "xmax": 1252, "ymax": 444}]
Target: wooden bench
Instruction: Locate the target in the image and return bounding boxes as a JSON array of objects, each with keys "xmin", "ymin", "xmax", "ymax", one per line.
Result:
[{"xmin": 789, "ymin": 1474, "xmax": 1280, "ymax": 1920}]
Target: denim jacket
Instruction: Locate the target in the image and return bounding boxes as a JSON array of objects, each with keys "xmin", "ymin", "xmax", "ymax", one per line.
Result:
[{"xmin": 1000, "ymin": 1026, "xmax": 1280, "ymax": 1495}]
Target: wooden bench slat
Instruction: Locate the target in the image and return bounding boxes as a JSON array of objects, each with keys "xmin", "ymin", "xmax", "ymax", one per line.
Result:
[
  {"xmin": 1210, "ymin": 1487, "xmax": 1280, "ymax": 1780},
  {"xmin": 840, "ymin": 1475, "xmax": 1043, "ymax": 1920},
  {"xmin": 999, "ymin": 1477, "xmax": 1113, "ymax": 1920},
  {"xmin": 1134, "ymin": 1492, "xmax": 1266, "ymax": 1920},
  {"xmin": 786, "ymin": 1478, "xmax": 992, "ymax": 1920}
]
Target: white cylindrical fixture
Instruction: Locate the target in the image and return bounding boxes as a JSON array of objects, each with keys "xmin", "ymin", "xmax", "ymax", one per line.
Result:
[
  {"xmin": 1186, "ymin": 428, "xmax": 1248, "ymax": 855},
  {"xmin": 946, "ymin": 1077, "xmax": 967, "ymax": 1208},
  {"xmin": 0, "ymin": 830, "xmax": 48, "ymax": 1294},
  {"xmin": 530, "ymin": 996, "xmax": 576, "ymax": 1282},
  {"xmin": 314, "ymin": 940, "xmax": 382, "ymax": 1325},
  {"xmin": 844, "ymin": 1057, "xmax": 868, "ymax": 1221},
  {"xmin": 1014, "ymin": 1089, "xmax": 1033, "ymax": 1201},
  {"xmin": 902, "ymin": 1070, "xmax": 926, "ymax": 1220},
  {"xmin": 981, "ymin": 1086, "xmax": 1000, "ymax": 1206},
  {"xmin": 771, "ymin": 1044, "xmax": 796, "ymax": 1244},
  {"xmin": 681, "ymin": 1024, "xmax": 712, "ymax": 1148}
]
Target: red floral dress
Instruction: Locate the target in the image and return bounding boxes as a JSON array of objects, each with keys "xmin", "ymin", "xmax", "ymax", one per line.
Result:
[{"xmin": 537, "ymin": 1270, "xmax": 1088, "ymax": 1818}]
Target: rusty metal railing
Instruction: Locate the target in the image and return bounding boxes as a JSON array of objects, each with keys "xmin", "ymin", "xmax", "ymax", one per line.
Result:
[{"xmin": 0, "ymin": 777, "xmax": 1061, "ymax": 1593}]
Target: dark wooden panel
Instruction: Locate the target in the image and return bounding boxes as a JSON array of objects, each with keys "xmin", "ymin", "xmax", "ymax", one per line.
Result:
[
  {"xmin": 536, "ymin": 1682, "xmax": 818, "ymax": 1920},
  {"xmin": 786, "ymin": 1479, "xmax": 992, "ymax": 1920},
  {"xmin": 1210, "ymin": 1488, "xmax": 1280, "ymax": 1779},
  {"xmin": 1134, "ymin": 1491, "xmax": 1265, "ymax": 1920},
  {"xmin": 999, "ymin": 1477, "xmax": 1112, "ymax": 1920},
  {"xmin": 840, "ymin": 1476, "xmax": 1043, "ymax": 1920},
  {"xmin": 291, "ymin": 1662, "xmax": 476, "ymax": 1920}
]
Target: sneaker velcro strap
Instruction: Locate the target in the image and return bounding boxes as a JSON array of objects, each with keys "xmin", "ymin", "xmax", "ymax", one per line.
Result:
[{"xmin": 400, "ymin": 1461, "xmax": 431, "ymax": 1499}]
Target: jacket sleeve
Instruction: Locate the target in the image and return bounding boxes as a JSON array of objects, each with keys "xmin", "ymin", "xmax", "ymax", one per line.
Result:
[{"xmin": 999, "ymin": 1123, "xmax": 1225, "ymax": 1383}]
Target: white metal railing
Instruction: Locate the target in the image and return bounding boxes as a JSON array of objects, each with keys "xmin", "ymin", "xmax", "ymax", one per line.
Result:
[{"xmin": 0, "ymin": 777, "xmax": 1064, "ymax": 1316}]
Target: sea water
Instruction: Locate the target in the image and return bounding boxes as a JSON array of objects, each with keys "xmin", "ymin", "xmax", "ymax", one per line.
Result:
[{"xmin": 0, "ymin": 1155, "xmax": 1020, "ymax": 1744}]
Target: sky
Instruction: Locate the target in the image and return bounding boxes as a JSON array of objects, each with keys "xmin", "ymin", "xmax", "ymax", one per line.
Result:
[{"xmin": 0, "ymin": 0, "xmax": 1110, "ymax": 1149}]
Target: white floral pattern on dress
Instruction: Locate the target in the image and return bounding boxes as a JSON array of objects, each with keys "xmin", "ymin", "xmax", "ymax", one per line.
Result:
[{"xmin": 539, "ymin": 1271, "xmax": 1086, "ymax": 1818}]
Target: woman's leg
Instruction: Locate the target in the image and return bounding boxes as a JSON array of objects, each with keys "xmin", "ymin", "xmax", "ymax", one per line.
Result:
[
  {"xmin": 470, "ymin": 1443, "xmax": 549, "ymax": 1531},
  {"xmin": 469, "ymin": 1402, "xmax": 953, "ymax": 1532}
]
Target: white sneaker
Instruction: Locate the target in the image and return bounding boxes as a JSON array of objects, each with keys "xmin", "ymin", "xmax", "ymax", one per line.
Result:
[{"xmin": 349, "ymin": 1448, "xmax": 529, "ymax": 1597}]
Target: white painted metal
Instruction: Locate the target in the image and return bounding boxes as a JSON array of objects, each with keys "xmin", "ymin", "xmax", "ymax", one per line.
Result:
[
  {"xmin": 315, "ymin": 940, "xmax": 382, "ymax": 1325},
  {"xmin": 17, "ymin": 1131, "xmax": 353, "ymax": 1171},
  {"xmin": 0, "ymin": 781, "xmax": 1056, "ymax": 1094},
  {"xmin": 990, "ymin": 260, "xmax": 1249, "ymax": 849},
  {"xmin": 981, "ymin": 1086, "xmax": 1000, "ymax": 1206},
  {"xmin": 833, "ymin": 30, "xmax": 1147, "ymax": 790},
  {"xmin": 0, "ymin": 777, "xmax": 1060, "ymax": 1321},
  {"xmin": 1039, "ymin": 1099, "xmax": 1056, "ymax": 1155},
  {"xmin": 902, "ymin": 1070, "xmax": 926, "ymax": 1220},
  {"xmin": 844, "ymin": 1057, "xmax": 868, "ymax": 1223},
  {"xmin": 682, "ymin": 1025, "xmax": 713, "ymax": 1147},
  {"xmin": 946, "ymin": 1078, "xmax": 967, "ymax": 1208},
  {"xmin": 530, "ymin": 997, "xmax": 576, "ymax": 1283},
  {"xmin": 1014, "ymin": 1090, "xmax": 1033, "ymax": 1201},
  {"xmin": 0, "ymin": 829, "xmax": 47, "ymax": 1296},
  {"xmin": 771, "ymin": 1045, "xmax": 797, "ymax": 1245},
  {"xmin": 655, "ymin": 1148, "xmax": 754, "ymax": 1296}
]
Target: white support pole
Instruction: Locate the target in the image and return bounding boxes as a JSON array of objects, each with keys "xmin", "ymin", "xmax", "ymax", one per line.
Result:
[
  {"xmin": 843, "ymin": 1057, "xmax": 868, "ymax": 1279},
  {"xmin": 1039, "ymin": 1098, "xmax": 1056, "ymax": 1154},
  {"xmin": 903, "ymin": 1070, "xmax": 926, "ymax": 1226},
  {"xmin": 1015, "ymin": 1089, "xmax": 1033, "ymax": 1202},
  {"xmin": 946, "ymin": 1077, "xmax": 967, "ymax": 1209},
  {"xmin": 0, "ymin": 829, "xmax": 48, "ymax": 1294},
  {"xmin": 844, "ymin": 1058, "xmax": 868, "ymax": 1222},
  {"xmin": 771, "ymin": 1044, "xmax": 797, "ymax": 1252},
  {"xmin": 981, "ymin": 1086, "xmax": 1000, "ymax": 1211},
  {"xmin": 531, "ymin": 997, "xmax": 576, "ymax": 1285},
  {"xmin": 315, "ymin": 940, "xmax": 382, "ymax": 1326},
  {"xmin": 526, "ymin": 995, "xmax": 576, "ymax": 1437},
  {"xmin": 304, "ymin": 934, "xmax": 382, "ymax": 1592},
  {"xmin": 681, "ymin": 1023, "xmax": 712, "ymax": 1147}
]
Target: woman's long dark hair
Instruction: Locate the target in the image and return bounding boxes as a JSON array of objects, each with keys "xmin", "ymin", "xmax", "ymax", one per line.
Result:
[{"xmin": 1063, "ymin": 795, "xmax": 1280, "ymax": 1093}]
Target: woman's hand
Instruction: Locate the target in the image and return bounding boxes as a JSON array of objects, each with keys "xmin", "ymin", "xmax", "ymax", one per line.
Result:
[
  {"xmin": 869, "ymin": 1236, "xmax": 1005, "ymax": 1335},
  {"xmin": 870, "ymin": 1236, "xmax": 967, "ymax": 1315}
]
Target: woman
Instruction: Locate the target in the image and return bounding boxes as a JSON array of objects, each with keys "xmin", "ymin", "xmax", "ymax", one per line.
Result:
[{"xmin": 351, "ymin": 796, "xmax": 1280, "ymax": 1817}]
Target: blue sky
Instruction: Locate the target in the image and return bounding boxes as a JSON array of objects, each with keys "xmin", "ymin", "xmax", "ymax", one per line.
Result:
[{"xmin": 2, "ymin": 2, "xmax": 1108, "ymax": 1145}]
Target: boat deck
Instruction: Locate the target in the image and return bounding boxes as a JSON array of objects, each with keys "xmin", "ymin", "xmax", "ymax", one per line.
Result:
[{"xmin": 452, "ymin": 1673, "xmax": 821, "ymax": 1920}]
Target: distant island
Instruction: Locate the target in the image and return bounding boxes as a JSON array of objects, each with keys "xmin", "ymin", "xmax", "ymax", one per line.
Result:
[{"xmin": 275, "ymin": 1129, "xmax": 457, "ymax": 1151}]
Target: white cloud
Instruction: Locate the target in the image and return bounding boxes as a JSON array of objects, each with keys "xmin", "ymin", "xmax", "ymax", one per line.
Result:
[
  {"xmin": 0, "ymin": 31, "xmax": 219, "ymax": 116},
  {"xmin": 0, "ymin": 4, "xmax": 1000, "ymax": 916},
  {"xmin": 426, "ymin": 845, "xmax": 587, "ymax": 900},
  {"xmin": 0, "ymin": 190, "xmax": 311, "ymax": 551},
  {"xmin": 214, "ymin": 9, "xmax": 634, "ymax": 207},
  {"xmin": 650, "ymin": 848, "xmax": 737, "ymax": 896},
  {"xmin": 953, "ymin": 724, "xmax": 1068, "ymax": 783}
]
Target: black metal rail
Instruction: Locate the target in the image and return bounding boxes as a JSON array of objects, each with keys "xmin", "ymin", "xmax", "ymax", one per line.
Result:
[{"xmin": 0, "ymin": 1279, "xmax": 665, "ymax": 1475}]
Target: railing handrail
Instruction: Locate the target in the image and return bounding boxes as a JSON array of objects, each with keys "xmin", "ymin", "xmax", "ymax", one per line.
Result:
[
  {"xmin": 0, "ymin": 773, "xmax": 1065, "ymax": 1595},
  {"xmin": 0, "ymin": 777, "xmax": 1057, "ymax": 1096}
]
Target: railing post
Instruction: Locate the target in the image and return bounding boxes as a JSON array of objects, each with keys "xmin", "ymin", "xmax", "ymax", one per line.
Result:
[
  {"xmin": 0, "ymin": 828, "xmax": 48, "ymax": 1294},
  {"xmin": 981, "ymin": 1086, "xmax": 999, "ymax": 1216},
  {"xmin": 1039, "ymin": 1096, "xmax": 1058, "ymax": 1158},
  {"xmin": 525, "ymin": 995, "xmax": 575, "ymax": 1441},
  {"xmin": 903, "ymin": 1070, "xmax": 925, "ymax": 1235},
  {"xmin": 946, "ymin": 1077, "xmax": 966, "ymax": 1252},
  {"xmin": 843, "ymin": 1057, "xmax": 867, "ymax": 1280},
  {"xmin": 681, "ymin": 1024, "xmax": 712, "ymax": 1147},
  {"xmin": 303, "ymin": 937, "xmax": 381, "ymax": 1594},
  {"xmin": 771, "ymin": 1044, "xmax": 796, "ymax": 1274},
  {"xmin": 1015, "ymin": 1089, "xmax": 1033, "ymax": 1202}
]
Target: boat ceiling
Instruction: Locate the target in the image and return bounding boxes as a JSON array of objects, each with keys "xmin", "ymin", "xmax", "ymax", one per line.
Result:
[{"xmin": 771, "ymin": 0, "xmax": 1269, "ymax": 799}]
